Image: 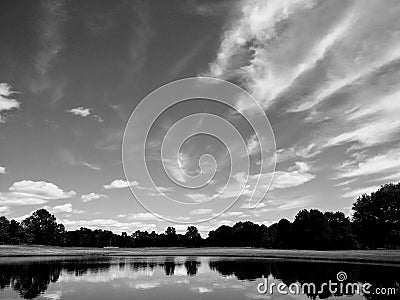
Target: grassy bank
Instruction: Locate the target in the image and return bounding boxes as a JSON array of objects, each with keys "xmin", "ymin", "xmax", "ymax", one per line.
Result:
[{"xmin": 0, "ymin": 245, "xmax": 399, "ymax": 264}]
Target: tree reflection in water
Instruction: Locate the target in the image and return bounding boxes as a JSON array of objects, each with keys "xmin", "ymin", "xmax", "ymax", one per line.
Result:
[
  {"xmin": 0, "ymin": 257, "xmax": 398, "ymax": 299},
  {"xmin": 209, "ymin": 259, "xmax": 400, "ymax": 300},
  {"xmin": 0, "ymin": 257, "xmax": 111, "ymax": 299}
]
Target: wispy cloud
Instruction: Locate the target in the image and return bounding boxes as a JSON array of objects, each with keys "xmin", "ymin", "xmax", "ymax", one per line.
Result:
[
  {"xmin": 190, "ymin": 208, "xmax": 213, "ymax": 215},
  {"xmin": 336, "ymin": 148, "xmax": 400, "ymax": 179},
  {"xmin": 81, "ymin": 162, "xmax": 101, "ymax": 171},
  {"xmin": 58, "ymin": 149, "xmax": 101, "ymax": 171},
  {"xmin": 0, "ymin": 206, "xmax": 10, "ymax": 214},
  {"xmin": 35, "ymin": 0, "xmax": 67, "ymax": 75},
  {"xmin": 342, "ymin": 185, "xmax": 381, "ymax": 199},
  {"xmin": 42, "ymin": 203, "xmax": 84, "ymax": 215},
  {"xmin": 206, "ymin": 0, "xmax": 400, "ymax": 210}
]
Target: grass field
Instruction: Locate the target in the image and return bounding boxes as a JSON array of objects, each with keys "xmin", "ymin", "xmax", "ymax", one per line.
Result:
[{"xmin": 0, "ymin": 245, "xmax": 399, "ymax": 264}]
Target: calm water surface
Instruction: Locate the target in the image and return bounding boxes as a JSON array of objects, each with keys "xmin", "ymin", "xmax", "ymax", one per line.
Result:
[{"xmin": 0, "ymin": 256, "xmax": 398, "ymax": 299}]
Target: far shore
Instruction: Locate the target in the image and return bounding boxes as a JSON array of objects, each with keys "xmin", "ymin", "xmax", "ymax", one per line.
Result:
[{"xmin": 0, "ymin": 245, "xmax": 399, "ymax": 265}]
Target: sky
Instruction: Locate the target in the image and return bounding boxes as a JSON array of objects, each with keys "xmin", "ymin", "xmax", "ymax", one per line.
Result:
[{"xmin": 1, "ymin": 0, "xmax": 400, "ymax": 235}]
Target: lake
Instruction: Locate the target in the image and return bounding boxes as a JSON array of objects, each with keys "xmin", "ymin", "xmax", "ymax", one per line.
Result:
[{"xmin": 0, "ymin": 256, "xmax": 398, "ymax": 299}]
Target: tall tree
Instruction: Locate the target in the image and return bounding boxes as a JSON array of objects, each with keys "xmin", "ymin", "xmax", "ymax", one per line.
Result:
[
  {"xmin": 0, "ymin": 216, "xmax": 10, "ymax": 244},
  {"xmin": 22, "ymin": 209, "xmax": 60, "ymax": 245},
  {"xmin": 9, "ymin": 220, "xmax": 25, "ymax": 244},
  {"xmin": 276, "ymin": 218, "xmax": 292, "ymax": 249},
  {"xmin": 165, "ymin": 226, "xmax": 178, "ymax": 246},
  {"xmin": 352, "ymin": 183, "xmax": 400, "ymax": 248},
  {"xmin": 292, "ymin": 209, "xmax": 331, "ymax": 250},
  {"xmin": 324, "ymin": 212, "xmax": 356, "ymax": 249},
  {"xmin": 185, "ymin": 226, "xmax": 202, "ymax": 247}
]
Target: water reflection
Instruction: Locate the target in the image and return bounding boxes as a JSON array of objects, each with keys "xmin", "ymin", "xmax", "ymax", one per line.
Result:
[
  {"xmin": 210, "ymin": 259, "xmax": 400, "ymax": 299},
  {"xmin": 0, "ymin": 256, "xmax": 398, "ymax": 299}
]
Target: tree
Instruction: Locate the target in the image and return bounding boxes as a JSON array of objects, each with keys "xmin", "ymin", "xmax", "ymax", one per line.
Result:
[
  {"xmin": 185, "ymin": 226, "xmax": 202, "ymax": 247},
  {"xmin": 22, "ymin": 209, "xmax": 61, "ymax": 245},
  {"xmin": 386, "ymin": 230, "xmax": 400, "ymax": 249},
  {"xmin": 9, "ymin": 220, "xmax": 24, "ymax": 244},
  {"xmin": 292, "ymin": 209, "xmax": 331, "ymax": 250},
  {"xmin": 207, "ymin": 225, "xmax": 234, "ymax": 247},
  {"xmin": 0, "ymin": 216, "xmax": 10, "ymax": 244},
  {"xmin": 165, "ymin": 227, "xmax": 178, "ymax": 246},
  {"xmin": 324, "ymin": 212, "xmax": 356, "ymax": 249},
  {"xmin": 276, "ymin": 218, "xmax": 292, "ymax": 249},
  {"xmin": 232, "ymin": 221, "xmax": 263, "ymax": 247},
  {"xmin": 352, "ymin": 183, "xmax": 400, "ymax": 248}
]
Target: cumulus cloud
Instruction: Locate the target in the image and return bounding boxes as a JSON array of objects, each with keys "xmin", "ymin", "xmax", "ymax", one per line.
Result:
[
  {"xmin": 44, "ymin": 203, "xmax": 73, "ymax": 214},
  {"xmin": 59, "ymin": 218, "xmax": 157, "ymax": 233},
  {"xmin": 0, "ymin": 180, "xmax": 76, "ymax": 206},
  {"xmin": 104, "ymin": 179, "xmax": 139, "ymax": 189},
  {"xmin": 0, "ymin": 165, "xmax": 6, "ymax": 174},
  {"xmin": 67, "ymin": 107, "xmax": 104, "ymax": 123},
  {"xmin": 68, "ymin": 107, "xmax": 92, "ymax": 117},
  {"xmin": 81, "ymin": 193, "xmax": 108, "ymax": 202}
]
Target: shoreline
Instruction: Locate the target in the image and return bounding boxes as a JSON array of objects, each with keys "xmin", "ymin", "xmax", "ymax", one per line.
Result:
[{"xmin": 0, "ymin": 245, "xmax": 399, "ymax": 265}]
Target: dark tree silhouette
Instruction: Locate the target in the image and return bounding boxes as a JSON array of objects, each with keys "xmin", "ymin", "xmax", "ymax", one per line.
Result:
[
  {"xmin": 0, "ymin": 216, "xmax": 10, "ymax": 244},
  {"xmin": 353, "ymin": 183, "xmax": 400, "ymax": 249},
  {"xmin": 185, "ymin": 226, "xmax": 202, "ymax": 247},
  {"xmin": 324, "ymin": 211, "xmax": 356, "ymax": 249},
  {"xmin": 22, "ymin": 209, "xmax": 61, "ymax": 245},
  {"xmin": 275, "ymin": 218, "xmax": 292, "ymax": 249},
  {"xmin": 293, "ymin": 209, "xmax": 331, "ymax": 250},
  {"xmin": 165, "ymin": 226, "xmax": 178, "ymax": 247}
]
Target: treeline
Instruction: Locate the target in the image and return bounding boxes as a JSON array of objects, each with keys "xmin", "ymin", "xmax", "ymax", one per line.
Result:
[{"xmin": 0, "ymin": 183, "xmax": 399, "ymax": 250}]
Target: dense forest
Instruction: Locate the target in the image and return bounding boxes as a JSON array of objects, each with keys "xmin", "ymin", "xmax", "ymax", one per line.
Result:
[{"xmin": 0, "ymin": 183, "xmax": 399, "ymax": 250}]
